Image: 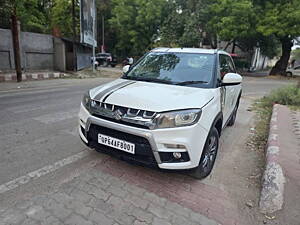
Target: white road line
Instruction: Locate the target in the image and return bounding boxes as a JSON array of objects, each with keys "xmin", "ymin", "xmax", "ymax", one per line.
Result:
[
  {"xmin": 34, "ymin": 111, "xmax": 78, "ymax": 124},
  {"xmin": 0, "ymin": 150, "xmax": 90, "ymax": 194}
]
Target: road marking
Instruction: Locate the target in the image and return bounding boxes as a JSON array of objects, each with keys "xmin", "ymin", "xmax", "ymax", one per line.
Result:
[
  {"xmin": 0, "ymin": 150, "xmax": 90, "ymax": 194},
  {"xmin": 34, "ymin": 111, "xmax": 78, "ymax": 124}
]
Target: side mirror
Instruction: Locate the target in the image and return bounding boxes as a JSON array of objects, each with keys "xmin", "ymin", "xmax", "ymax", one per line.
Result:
[
  {"xmin": 222, "ymin": 73, "xmax": 242, "ymax": 85},
  {"xmin": 123, "ymin": 65, "xmax": 130, "ymax": 74}
]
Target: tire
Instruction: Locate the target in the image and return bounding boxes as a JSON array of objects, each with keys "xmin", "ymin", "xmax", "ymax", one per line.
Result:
[
  {"xmin": 189, "ymin": 127, "xmax": 219, "ymax": 179},
  {"xmin": 286, "ymin": 71, "xmax": 293, "ymax": 77}
]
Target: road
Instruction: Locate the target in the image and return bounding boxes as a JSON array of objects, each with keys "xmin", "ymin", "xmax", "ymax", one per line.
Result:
[{"xmin": 0, "ymin": 76, "xmax": 293, "ymax": 225}]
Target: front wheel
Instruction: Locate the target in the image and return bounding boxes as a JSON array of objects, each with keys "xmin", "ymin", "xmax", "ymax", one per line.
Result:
[
  {"xmin": 286, "ymin": 71, "xmax": 293, "ymax": 77},
  {"xmin": 189, "ymin": 127, "xmax": 219, "ymax": 179}
]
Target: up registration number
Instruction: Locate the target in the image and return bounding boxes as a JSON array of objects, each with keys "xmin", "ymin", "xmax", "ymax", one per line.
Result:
[{"xmin": 98, "ymin": 133, "xmax": 135, "ymax": 154}]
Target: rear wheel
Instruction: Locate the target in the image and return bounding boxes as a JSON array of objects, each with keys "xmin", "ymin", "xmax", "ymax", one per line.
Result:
[
  {"xmin": 189, "ymin": 127, "xmax": 219, "ymax": 179},
  {"xmin": 286, "ymin": 71, "xmax": 293, "ymax": 77}
]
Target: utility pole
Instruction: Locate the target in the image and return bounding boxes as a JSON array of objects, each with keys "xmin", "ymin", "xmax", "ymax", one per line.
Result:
[
  {"xmin": 102, "ymin": 15, "xmax": 105, "ymax": 53},
  {"xmin": 92, "ymin": 0, "xmax": 96, "ymax": 72},
  {"xmin": 72, "ymin": 0, "xmax": 77, "ymax": 71},
  {"xmin": 11, "ymin": 4, "xmax": 22, "ymax": 82}
]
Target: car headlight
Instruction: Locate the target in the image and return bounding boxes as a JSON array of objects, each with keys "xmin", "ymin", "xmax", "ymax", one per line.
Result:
[
  {"xmin": 151, "ymin": 109, "xmax": 202, "ymax": 129},
  {"xmin": 82, "ymin": 91, "xmax": 91, "ymax": 112}
]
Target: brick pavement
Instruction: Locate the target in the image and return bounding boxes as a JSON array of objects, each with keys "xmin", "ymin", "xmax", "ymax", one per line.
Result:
[{"xmin": 0, "ymin": 153, "xmax": 243, "ymax": 225}]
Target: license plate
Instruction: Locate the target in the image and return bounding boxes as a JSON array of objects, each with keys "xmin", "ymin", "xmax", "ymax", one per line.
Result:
[{"xmin": 98, "ymin": 133, "xmax": 135, "ymax": 154}]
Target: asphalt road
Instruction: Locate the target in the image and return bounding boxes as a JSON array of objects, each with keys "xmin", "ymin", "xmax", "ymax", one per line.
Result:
[{"xmin": 0, "ymin": 76, "xmax": 294, "ymax": 225}]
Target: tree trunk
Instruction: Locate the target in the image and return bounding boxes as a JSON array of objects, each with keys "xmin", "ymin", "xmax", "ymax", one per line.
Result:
[
  {"xmin": 11, "ymin": 7, "xmax": 22, "ymax": 82},
  {"xmin": 269, "ymin": 37, "xmax": 293, "ymax": 75},
  {"xmin": 231, "ymin": 40, "xmax": 236, "ymax": 53}
]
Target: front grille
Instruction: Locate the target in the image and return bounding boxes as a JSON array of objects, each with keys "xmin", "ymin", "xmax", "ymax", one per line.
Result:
[
  {"xmin": 92, "ymin": 114, "xmax": 150, "ymax": 129},
  {"xmin": 89, "ymin": 100, "xmax": 156, "ymax": 129},
  {"xmin": 87, "ymin": 124, "xmax": 157, "ymax": 166}
]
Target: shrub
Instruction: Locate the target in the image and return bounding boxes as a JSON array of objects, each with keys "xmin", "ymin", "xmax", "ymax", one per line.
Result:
[{"xmin": 259, "ymin": 84, "xmax": 300, "ymax": 107}]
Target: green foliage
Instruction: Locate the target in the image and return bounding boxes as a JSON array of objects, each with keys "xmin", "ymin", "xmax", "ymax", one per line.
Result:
[
  {"xmin": 51, "ymin": 0, "xmax": 79, "ymax": 38},
  {"xmin": 208, "ymin": 0, "xmax": 256, "ymax": 41},
  {"xmin": 252, "ymin": 84, "xmax": 300, "ymax": 148},
  {"xmin": 233, "ymin": 58, "xmax": 250, "ymax": 70},
  {"xmin": 109, "ymin": 0, "xmax": 167, "ymax": 56},
  {"xmin": 257, "ymin": 0, "xmax": 300, "ymax": 39},
  {"xmin": 0, "ymin": 0, "xmax": 49, "ymax": 33},
  {"xmin": 258, "ymin": 85, "xmax": 300, "ymax": 107},
  {"xmin": 159, "ymin": 0, "xmax": 216, "ymax": 48},
  {"xmin": 17, "ymin": 0, "xmax": 47, "ymax": 33}
]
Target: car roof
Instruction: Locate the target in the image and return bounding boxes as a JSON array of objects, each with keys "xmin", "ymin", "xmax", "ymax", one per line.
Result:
[{"xmin": 151, "ymin": 47, "xmax": 230, "ymax": 56}]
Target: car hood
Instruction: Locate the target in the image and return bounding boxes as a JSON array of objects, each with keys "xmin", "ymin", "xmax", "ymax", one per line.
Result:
[{"xmin": 90, "ymin": 79, "xmax": 215, "ymax": 112}]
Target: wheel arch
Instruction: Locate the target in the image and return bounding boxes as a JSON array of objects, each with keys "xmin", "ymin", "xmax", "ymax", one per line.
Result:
[{"xmin": 210, "ymin": 112, "xmax": 223, "ymax": 137}]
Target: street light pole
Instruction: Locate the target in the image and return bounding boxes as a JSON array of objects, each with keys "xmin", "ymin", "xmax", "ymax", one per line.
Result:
[
  {"xmin": 92, "ymin": 0, "xmax": 96, "ymax": 72},
  {"xmin": 102, "ymin": 15, "xmax": 105, "ymax": 53},
  {"xmin": 72, "ymin": 0, "xmax": 77, "ymax": 71}
]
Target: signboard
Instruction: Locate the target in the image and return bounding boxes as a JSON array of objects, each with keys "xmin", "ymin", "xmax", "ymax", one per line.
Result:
[{"xmin": 80, "ymin": 0, "xmax": 97, "ymax": 47}]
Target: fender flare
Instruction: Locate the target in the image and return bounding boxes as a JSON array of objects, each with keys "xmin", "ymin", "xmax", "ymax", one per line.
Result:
[{"xmin": 210, "ymin": 112, "xmax": 223, "ymax": 137}]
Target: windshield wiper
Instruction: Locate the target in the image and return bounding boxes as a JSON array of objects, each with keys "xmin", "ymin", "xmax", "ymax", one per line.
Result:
[
  {"xmin": 175, "ymin": 80, "xmax": 208, "ymax": 86},
  {"xmin": 124, "ymin": 76, "xmax": 174, "ymax": 84}
]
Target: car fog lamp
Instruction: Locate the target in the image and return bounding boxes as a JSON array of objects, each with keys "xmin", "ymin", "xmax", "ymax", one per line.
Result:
[
  {"xmin": 173, "ymin": 152, "xmax": 182, "ymax": 159},
  {"xmin": 164, "ymin": 144, "xmax": 186, "ymax": 149}
]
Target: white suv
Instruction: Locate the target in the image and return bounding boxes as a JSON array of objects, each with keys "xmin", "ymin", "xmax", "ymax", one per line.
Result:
[{"xmin": 79, "ymin": 48, "xmax": 242, "ymax": 179}]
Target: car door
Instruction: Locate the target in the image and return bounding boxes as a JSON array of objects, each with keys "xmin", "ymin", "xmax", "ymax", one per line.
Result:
[{"xmin": 219, "ymin": 54, "xmax": 240, "ymax": 125}]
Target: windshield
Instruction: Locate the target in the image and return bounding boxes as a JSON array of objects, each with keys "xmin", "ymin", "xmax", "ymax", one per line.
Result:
[{"xmin": 124, "ymin": 52, "xmax": 215, "ymax": 86}]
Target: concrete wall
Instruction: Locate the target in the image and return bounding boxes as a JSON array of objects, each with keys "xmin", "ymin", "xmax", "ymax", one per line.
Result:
[
  {"xmin": 0, "ymin": 28, "xmax": 92, "ymax": 72},
  {"xmin": 0, "ymin": 28, "xmax": 54, "ymax": 71},
  {"xmin": 53, "ymin": 37, "xmax": 66, "ymax": 71},
  {"xmin": 0, "ymin": 29, "xmax": 14, "ymax": 70},
  {"xmin": 21, "ymin": 31, "xmax": 54, "ymax": 70}
]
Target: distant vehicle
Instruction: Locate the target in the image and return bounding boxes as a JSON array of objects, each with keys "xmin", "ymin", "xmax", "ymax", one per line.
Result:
[
  {"xmin": 286, "ymin": 65, "xmax": 300, "ymax": 77},
  {"xmin": 91, "ymin": 53, "xmax": 117, "ymax": 67}
]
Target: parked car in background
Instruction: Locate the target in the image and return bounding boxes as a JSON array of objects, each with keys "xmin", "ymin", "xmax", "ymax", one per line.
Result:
[
  {"xmin": 80, "ymin": 48, "xmax": 242, "ymax": 179},
  {"xmin": 91, "ymin": 53, "xmax": 117, "ymax": 67},
  {"xmin": 286, "ymin": 65, "xmax": 300, "ymax": 77}
]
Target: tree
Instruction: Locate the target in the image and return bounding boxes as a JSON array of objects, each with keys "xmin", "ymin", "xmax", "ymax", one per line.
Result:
[
  {"xmin": 96, "ymin": 0, "xmax": 118, "ymax": 53},
  {"xmin": 208, "ymin": 0, "xmax": 256, "ymax": 52},
  {"xmin": 109, "ymin": 0, "xmax": 167, "ymax": 56},
  {"xmin": 0, "ymin": 0, "xmax": 48, "ymax": 33},
  {"xmin": 51, "ymin": 0, "xmax": 79, "ymax": 39},
  {"xmin": 159, "ymin": 0, "xmax": 218, "ymax": 48},
  {"xmin": 256, "ymin": 0, "xmax": 300, "ymax": 75}
]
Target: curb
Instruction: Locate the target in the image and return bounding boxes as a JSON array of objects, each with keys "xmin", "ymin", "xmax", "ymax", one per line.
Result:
[
  {"xmin": 0, "ymin": 72, "xmax": 69, "ymax": 82},
  {"xmin": 259, "ymin": 104, "xmax": 285, "ymax": 214}
]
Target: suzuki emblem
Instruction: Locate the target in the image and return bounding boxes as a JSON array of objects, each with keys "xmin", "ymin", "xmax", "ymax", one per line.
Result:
[{"xmin": 113, "ymin": 109, "xmax": 123, "ymax": 120}]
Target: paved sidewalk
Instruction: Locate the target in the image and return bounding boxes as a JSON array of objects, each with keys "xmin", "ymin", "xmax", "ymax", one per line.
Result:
[
  {"xmin": 279, "ymin": 107, "xmax": 300, "ymax": 224},
  {"xmin": 270, "ymin": 106, "xmax": 300, "ymax": 224},
  {"xmin": 0, "ymin": 153, "xmax": 244, "ymax": 225}
]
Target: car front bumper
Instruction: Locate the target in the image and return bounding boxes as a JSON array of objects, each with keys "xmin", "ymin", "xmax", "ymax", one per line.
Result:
[{"xmin": 78, "ymin": 103, "xmax": 209, "ymax": 170}]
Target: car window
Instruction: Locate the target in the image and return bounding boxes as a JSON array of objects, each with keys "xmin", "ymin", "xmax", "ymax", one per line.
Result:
[
  {"xmin": 219, "ymin": 54, "xmax": 236, "ymax": 78},
  {"xmin": 125, "ymin": 52, "xmax": 215, "ymax": 84}
]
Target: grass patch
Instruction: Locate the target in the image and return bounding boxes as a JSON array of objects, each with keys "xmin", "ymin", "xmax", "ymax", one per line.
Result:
[{"xmin": 250, "ymin": 83, "xmax": 300, "ymax": 149}]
